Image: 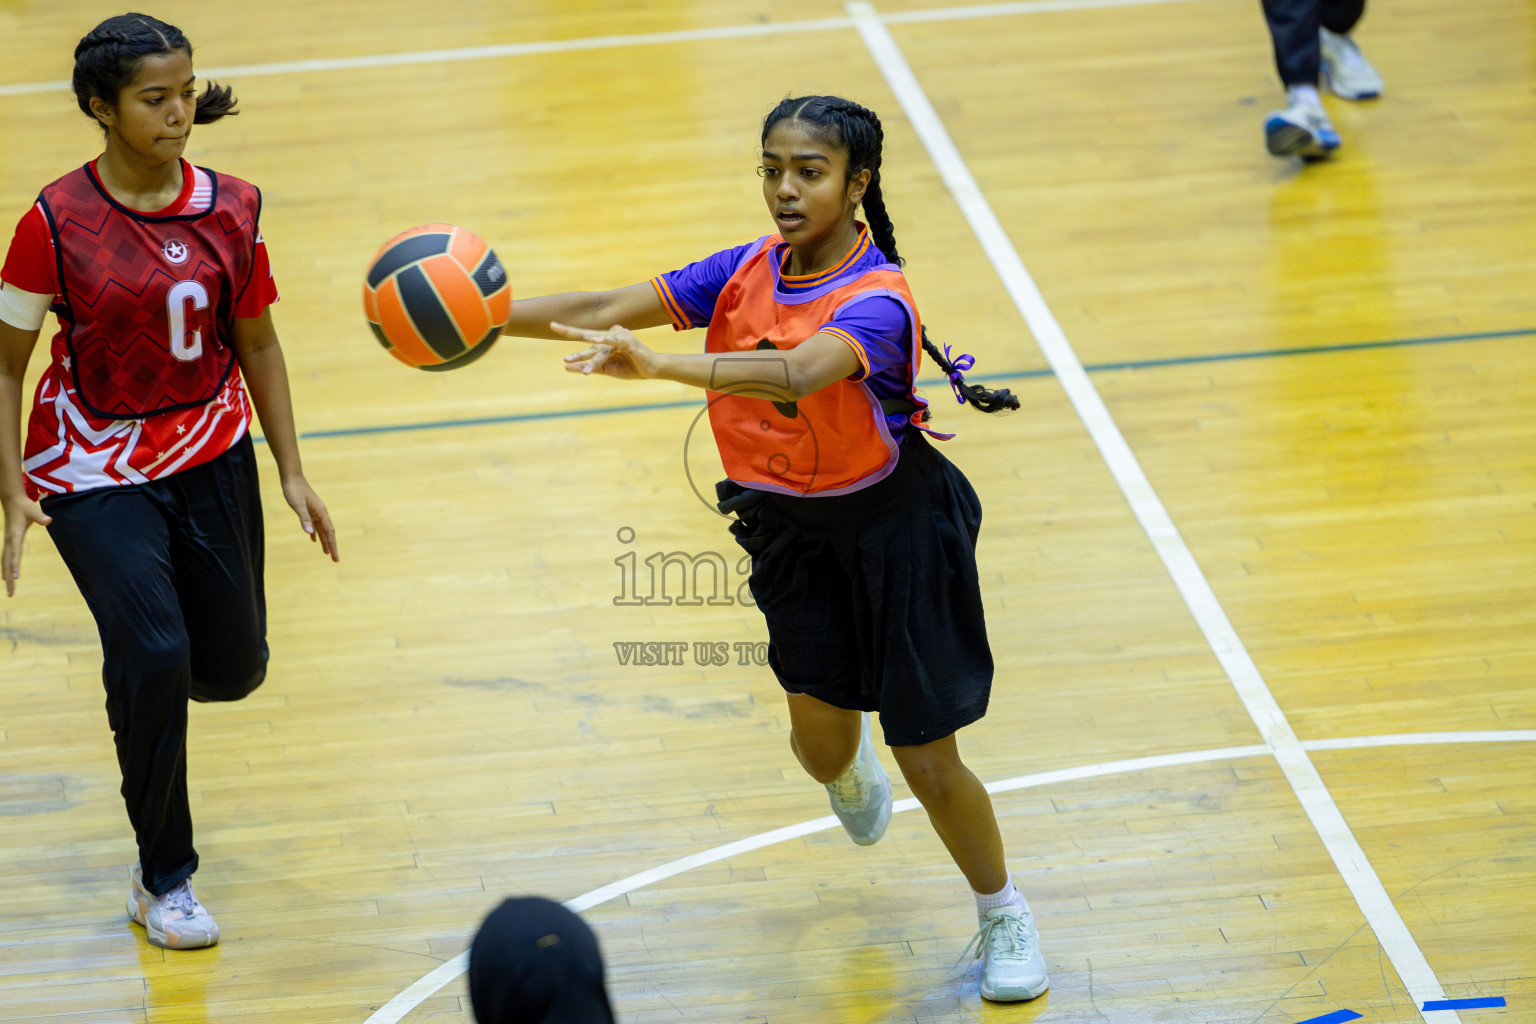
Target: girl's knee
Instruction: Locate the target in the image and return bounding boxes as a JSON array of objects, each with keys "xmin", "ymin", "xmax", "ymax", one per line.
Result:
[
  {"xmin": 892, "ymin": 744, "xmax": 965, "ymax": 802},
  {"xmin": 790, "ymin": 730, "xmax": 858, "ymax": 784},
  {"xmin": 110, "ymin": 635, "xmax": 191, "ymax": 690},
  {"xmin": 190, "ymin": 648, "xmax": 268, "ymax": 703}
]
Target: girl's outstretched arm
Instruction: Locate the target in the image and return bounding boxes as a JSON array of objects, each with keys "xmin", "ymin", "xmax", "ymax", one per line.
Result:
[
  {"xmin": 556, "ymin": 323, "xmax": 861, "ymax": 402},
  {"xmin": 502, "ymin": 282, "xmax": 671, "ymax": 339}
]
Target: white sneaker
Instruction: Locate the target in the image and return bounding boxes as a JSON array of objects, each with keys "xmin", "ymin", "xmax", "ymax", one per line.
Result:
[
  {"xmin": 1265, "ymin": 95, "xmax": 1341, "ymax": 159},
  {"xmin": 1320, "ymin": 27, "xmax": 1383, "ymax": 100},
  {"xmin": 962, "ymin": 904, "xmax": 1049, "ymax": 1002},
  {"xmin": 128, "ymin": 865, "xmax": 220, "ymax": 950},
  {"xmin": 825, "ymin": 713, "xmax": 891, "ymax": 846}
]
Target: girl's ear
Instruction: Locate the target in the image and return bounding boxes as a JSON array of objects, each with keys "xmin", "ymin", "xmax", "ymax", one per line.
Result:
[
  {"xmin": 88, "ymin": 94, "xmax": 116, "ymax": 128},
  {"xmin": 848, "ymin": 167, "xmax": 872, "ymax": 205}
]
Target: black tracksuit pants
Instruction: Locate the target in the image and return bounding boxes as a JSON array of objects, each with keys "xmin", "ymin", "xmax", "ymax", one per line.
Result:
[
  {"xmin": 1261, "ymin": 0, "xmax": 1367, "ymax": 87},
  {"xmin": 43, "ymin": 434, "xmax": 268, "ymax": 898}
]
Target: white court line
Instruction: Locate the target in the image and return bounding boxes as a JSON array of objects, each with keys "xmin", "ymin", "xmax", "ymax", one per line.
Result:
[
  {"xmin": 845, "ymin": 3, "xmax": 1466, "ymax": 1021},
  {"xmin": 0, "ymin": 0, "xmax": 1209, "ymax": 99},
  {"xmin": 1305, "ymin": 731, "xmax": 1536, "ymax": 752},
  {"xmin": 883, "ymin": 0, "xmax": 1206, "ymax": 23},
  {"xmin": 363, "ymin": 732, "xmax": 1533, "ymax": 1023},
  {"xmin": 0, "ymin": 20, "xmax": 846, "ymax": 98}
]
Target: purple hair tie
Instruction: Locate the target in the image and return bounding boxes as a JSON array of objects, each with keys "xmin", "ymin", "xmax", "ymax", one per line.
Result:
[{"xmin": 943, "ymin": 343, "xmax": 975, "ymax": 403}]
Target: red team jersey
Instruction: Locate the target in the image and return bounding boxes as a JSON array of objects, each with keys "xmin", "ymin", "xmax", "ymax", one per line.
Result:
[{"xmin": 1, "ymin": 160, "xmax": 277, "ymax": 500}]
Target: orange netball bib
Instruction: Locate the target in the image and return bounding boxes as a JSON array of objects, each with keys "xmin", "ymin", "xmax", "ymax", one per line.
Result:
[{"xmin": 704, "ymin": 237, "xmax": 931, "ymax": 496}]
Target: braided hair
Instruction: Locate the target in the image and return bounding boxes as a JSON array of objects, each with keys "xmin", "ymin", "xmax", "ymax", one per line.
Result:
[
  {"xmin": 73, "ymin": 13, "xmax": 237, "ymax": 132},
  {"xmin": 761, "ymin": 96, "xmax": 1018, "ymax": 415}
]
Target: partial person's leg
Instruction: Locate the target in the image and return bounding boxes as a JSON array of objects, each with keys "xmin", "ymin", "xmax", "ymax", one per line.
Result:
[
  {"xmin": 889, "ymin": 734, "xmax": 1004, "ymax": 893},
  {"xmin": 45, "ymin": 485, "xmax": 199, "ymax": 895},
  {"xmin": 1258, "ymin": 0, "xmax": 1345, "ymax": 157},
  {"xmin": 1319, "ymin": 0, "xmax": 1365, "ymax": 35},
  {"xmin": 892, "ymin": 732, "xmax": 1047, "ymax": 1003},
  {"xmin": 786, "ymin": 693, "xmax": 861, "ymax": 784},
  {"xmin": 169, "ymin": 435, "xmax": 269, "ymax": 703},
  {"xmin": 48, "ymin": 481, "xmax": 222, "ymax": 949},
  {"xmin": 720, "ymin": 481, "xmax": 891, "ymax": 841},
  {"xmin": 1318, "ymin": 0, "xmax": 1381, "ymax": 100},
  {"xmin": 1260, "ymin": 0, "xmax": 1323, "ymax": 88},
  {"xmin": 787, "ymin": 694, "xmax": 893, "ymax": 846}
]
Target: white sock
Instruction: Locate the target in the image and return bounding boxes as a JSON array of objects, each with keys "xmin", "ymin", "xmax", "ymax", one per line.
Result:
[
  {"xmin": 973, "ymin": 872, "xmax": 1024, "ymax": 917},
  {"xmin": 1288, "ymin": 84, "xmax": 1323, "ymax": 108}
]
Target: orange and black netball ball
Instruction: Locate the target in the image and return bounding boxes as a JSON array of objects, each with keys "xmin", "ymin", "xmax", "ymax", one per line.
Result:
[{"xmin": 362, "ymin": 224, "xmax": 511, "ymax": 371}]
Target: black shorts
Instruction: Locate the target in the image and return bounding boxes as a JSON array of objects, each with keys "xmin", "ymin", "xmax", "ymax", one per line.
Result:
[{"xmin": 718, "ymin": 433, "xmax": 993, "ymax": 747}]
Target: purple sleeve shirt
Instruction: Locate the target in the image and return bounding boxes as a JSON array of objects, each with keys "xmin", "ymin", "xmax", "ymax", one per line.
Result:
[{"xmin": 651, "ymin": 240, "xmax": 762, "ymax": 330}]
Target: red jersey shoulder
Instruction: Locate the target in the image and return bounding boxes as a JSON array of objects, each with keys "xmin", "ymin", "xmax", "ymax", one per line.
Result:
[
  {"xmin": 200, "ymin": 171, "xmax": 275, "ymax": 315},
  {"xmin": 205, "ymin": 169, "xmax": 263, "ymax": 226},
  {"xmin": 0, "ymin": 204, "xmax": 55, "ymax": 296}
]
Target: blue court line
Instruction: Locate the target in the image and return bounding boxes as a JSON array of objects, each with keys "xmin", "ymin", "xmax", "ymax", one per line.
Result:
[
  {"xmin": 1067, "ymin": 325, "xmax": 1536, "ymax": 375},
  {"xmin": 1293, "ymin": 1010, "xmax": 1363, "ymax": 1024},
  {"xmin": 1423, "ymin": 997, "xmax": 1506, "ymax": 1010},
  {"xmin": 261, "ymin": 324, "xmax": 1535, "ymax": 443},
  {"xmin": 960, "ymin": 324, "xmax": 1536, "ymax": 384},
  {"xmin": 294, "ymin": 399, "xmax": 699, "ymax": 440}
]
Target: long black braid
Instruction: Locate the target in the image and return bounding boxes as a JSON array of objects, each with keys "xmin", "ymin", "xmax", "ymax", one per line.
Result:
[
  {"xmin": 73, "ymin": 13, "xmax": 238, "ymax": 133},
  {"xmin": 761, "ymin": 96, "xmax": 1019, "ymax": 415}
]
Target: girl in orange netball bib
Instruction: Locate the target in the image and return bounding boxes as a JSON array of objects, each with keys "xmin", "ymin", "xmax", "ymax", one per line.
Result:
[{"xmin": 500, "ymin": 95, "xmax": 1044, "ymax": 1002}]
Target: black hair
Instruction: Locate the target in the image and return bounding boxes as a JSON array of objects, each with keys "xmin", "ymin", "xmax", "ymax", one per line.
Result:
[
  {"xmin": 470, "ymin": 897, "xmax": 615, "ymax": 1024},
  {"xmin": 73, "ymin": 13, "xmax": 238, "ymax": 133},
  {"xmin": 762, "ymin": 95, "xmax": 1018, "ymax": 415}
]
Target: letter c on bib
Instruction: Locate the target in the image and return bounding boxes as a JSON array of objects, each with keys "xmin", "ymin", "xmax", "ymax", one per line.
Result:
[{"xmin": 167, "ymin": 279, "xmax": 209, "ymax": 362}]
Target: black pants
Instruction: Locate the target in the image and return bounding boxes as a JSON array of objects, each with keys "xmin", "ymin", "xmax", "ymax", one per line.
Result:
[
  {"xmin": 43, "ymin": 435, "xmax": 268, "ymax": 897},
  {"xmin": 1261, "ymin": 0, "xmax": 1367, "ymax": 86}
]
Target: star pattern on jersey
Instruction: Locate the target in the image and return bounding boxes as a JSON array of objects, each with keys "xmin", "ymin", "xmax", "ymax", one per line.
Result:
[
  {"xmin": 22, "ymin": 375, "xmax": 250, "ymax": 498},
  {"xmin": 59, "ymin": 435, "xmax": 121, "ymax": 483}
]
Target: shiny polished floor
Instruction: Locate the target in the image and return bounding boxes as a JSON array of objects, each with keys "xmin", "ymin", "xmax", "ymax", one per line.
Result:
[{"xmin": 1, "ymin": 1, "xmax": 1532, "ymax": 1022}]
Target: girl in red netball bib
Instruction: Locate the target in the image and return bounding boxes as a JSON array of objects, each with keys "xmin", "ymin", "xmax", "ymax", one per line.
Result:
[
  {"xmin": 500, "ymin": 96, "xmax": 1045, "ymax": 1002},
  {"xmin": 0, "ymin": 14, "xmax": 337, "ymax": 950}
]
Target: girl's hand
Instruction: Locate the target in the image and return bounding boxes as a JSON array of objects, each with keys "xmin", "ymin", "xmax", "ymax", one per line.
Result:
[
  {"xmin": 553, "ymin": 322, "xmax": 657, "ymax": 381},
  {"xmin": 2, "ymin": 492, "xmax": 51, "ymax": 597},
  {"xmin": 280, "ymin": 475, "xmax": 339, "ymax": 562}
]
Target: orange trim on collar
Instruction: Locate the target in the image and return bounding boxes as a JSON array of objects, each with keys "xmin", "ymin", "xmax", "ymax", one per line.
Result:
[{"xmin": 778, "ymin": 227, "xmax": 872, "ymax": 289}]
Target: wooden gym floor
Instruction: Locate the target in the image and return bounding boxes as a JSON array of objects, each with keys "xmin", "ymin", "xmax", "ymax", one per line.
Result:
[{"xmin": 1, "ymin": 1, "xmax": 1533, "ymax": 1022}]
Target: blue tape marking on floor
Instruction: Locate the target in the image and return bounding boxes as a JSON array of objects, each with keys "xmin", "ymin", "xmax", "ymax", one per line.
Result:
[
  {"xmin": 1423, "ymin": 997, "xmax": 1506, "ymax": 1010},
  {"xmin": 251, "ymin": 397, "xmax": 702, "ymax": 444},
  {"xmin": 301, "ymin": 398, "xmax": 699, "ymax": 440},
  {"xmin": 1077, "ymin": 325, "xmax": 1536, "ymax": 374},
  {"xmin": 1294, "ymin": 1010, "xmax": 1363, "ymax": 1024}
]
